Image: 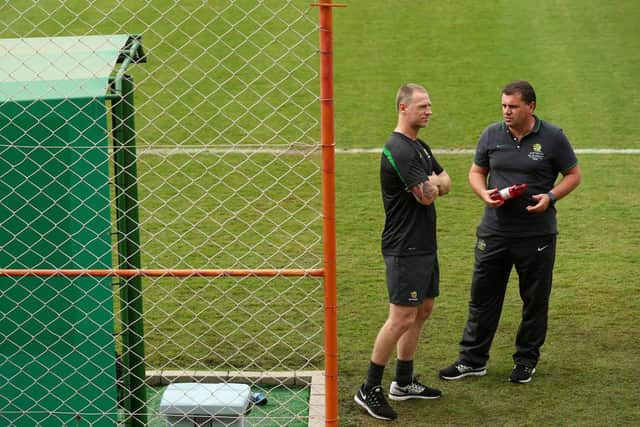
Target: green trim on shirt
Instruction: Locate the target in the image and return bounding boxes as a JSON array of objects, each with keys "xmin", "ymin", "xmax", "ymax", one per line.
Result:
[{"xmin": 382, "ymin": 146, "xmax": 406, "ymax": 187}]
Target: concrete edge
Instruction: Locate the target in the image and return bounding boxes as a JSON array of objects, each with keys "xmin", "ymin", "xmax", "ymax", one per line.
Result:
[{"xmin": 146, "ymin": 369, "xmax": 326, "ymax": 426}]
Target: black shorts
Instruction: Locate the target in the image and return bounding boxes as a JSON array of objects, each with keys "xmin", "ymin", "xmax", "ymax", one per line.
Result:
[{"xmin": 384, "ymin": 254, "xmax": 439, "ymax": 306}]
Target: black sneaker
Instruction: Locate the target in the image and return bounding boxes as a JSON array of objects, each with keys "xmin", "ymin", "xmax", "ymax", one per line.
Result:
[
  {"xmin": 510, "ymin": 364, "xmax": 536, "ymax": 383},
  {"xmin": 439, "ymin": 362, "xmax": 487, "ymax": 380},
  {"xmin": 354, "ymin": 384, "xmax": 397, "ymax": 421},
  {"xmin": 389, "ymin": 376, "xmax": 441, "ymax": 401}
]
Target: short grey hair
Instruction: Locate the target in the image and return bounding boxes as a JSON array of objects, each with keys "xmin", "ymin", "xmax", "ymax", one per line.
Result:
[{"xmin": 395, "ymin": 83, "xmax": 427, "ymax": 112}]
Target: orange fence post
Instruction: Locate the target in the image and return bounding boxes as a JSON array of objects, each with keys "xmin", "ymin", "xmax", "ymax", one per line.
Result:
[{"xmin": 313, "ymin": 1, "xmax": 345, "ymax": 425}]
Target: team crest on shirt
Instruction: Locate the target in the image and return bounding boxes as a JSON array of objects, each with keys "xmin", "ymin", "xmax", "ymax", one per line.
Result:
[
  {"xmin": 528, "ymin": 143, "xmax": 545, "ymax": 161},
  {"xmin": 476, "ymin": 239, "xmax": 486, "ymax": 251},
  {"xmin": 416, "ymin": 146, "xmax": 431, "ymax": 161},
  {"xmin": 409, "ymin": 291, "xmax": 418, "ymax": 302}
]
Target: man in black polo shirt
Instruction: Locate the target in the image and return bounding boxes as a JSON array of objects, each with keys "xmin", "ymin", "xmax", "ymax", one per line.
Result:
[
  {"xmin": 354, "ymin": 83, "xmax": 451, "ymax": 421},
  {"xmin": 439, "ymin": 80, "xmax": 581, "ymax": 384}
]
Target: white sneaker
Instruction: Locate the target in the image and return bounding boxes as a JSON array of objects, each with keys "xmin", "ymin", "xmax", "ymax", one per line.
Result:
[{"xmin": 389, "ymin": 376, "xmax": 441, "ymax": 401}]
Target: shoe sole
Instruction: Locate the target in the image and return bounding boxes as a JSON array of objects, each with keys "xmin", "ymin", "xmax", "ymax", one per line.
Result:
[
  {"xmin": 510, "ymin": 368, "xmax": 536, "ymax": 383},
  {"xmin": 388, "ymin": 393, "xmax": 441, "ymax": 401},
  {"xmin": 439, "ymin": 369, "xmax": 487, "ymax": 381},
  {"xmin": 354, "ymin": 393, "xmax": 396, "ymax": 421}
]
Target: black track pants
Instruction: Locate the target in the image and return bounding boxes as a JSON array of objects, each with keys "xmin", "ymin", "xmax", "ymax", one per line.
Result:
[{"xmin": 458, "ymin": 234, "xmax": 556, "ymax": 368}]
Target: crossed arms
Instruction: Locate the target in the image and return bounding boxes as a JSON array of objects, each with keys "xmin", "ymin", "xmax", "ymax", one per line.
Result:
[{"xmin": 409, "ymin": 171, "xmax": 451, "ymax": 206}]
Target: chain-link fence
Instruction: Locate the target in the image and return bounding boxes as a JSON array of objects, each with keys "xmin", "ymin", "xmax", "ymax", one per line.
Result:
[{"xmin": 1, "ymin": 2, "xmax": 334, "ymax": 425}]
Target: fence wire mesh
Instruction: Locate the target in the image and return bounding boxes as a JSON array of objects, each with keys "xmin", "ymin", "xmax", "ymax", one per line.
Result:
[{"xmin": 1, "ymin": 2, "xmax": 325, "ymax": 426}]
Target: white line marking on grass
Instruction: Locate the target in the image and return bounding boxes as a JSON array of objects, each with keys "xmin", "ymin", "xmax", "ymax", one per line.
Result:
[
  {"xmin": 140, "ymin": 146, "xmax": 317, "ymax": 155},
  {"xmin": 333, "ymin": 148, "xmax": 640, "ymax": 155},
  {"xmin": 573, "ymin": 148, "xmax": 640, "ymax": 154},
  {"xmin": 336, "ymin": 148, "xmax": 474, "ymax": 154}
]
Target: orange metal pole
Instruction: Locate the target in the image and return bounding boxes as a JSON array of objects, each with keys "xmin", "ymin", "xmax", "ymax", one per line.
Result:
[
  {"xmin": 316, "ymin": 1, "xmax": 339, "ymax": 425},
  {"xmin": 0, "ymin": 268, "xmax": 324, "ymax": 278}
]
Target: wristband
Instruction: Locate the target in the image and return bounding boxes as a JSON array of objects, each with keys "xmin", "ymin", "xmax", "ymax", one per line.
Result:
[{"xmin": 547, "ymin": 191, "xmax": 556, "ymax": 206}]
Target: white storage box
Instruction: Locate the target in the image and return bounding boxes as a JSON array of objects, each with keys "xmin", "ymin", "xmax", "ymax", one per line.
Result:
[{"xmin": 159, "ymin": 383, "xmax": 251, "ymax": 427}]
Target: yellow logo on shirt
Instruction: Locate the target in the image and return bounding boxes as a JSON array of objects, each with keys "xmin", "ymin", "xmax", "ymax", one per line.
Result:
[
  {"xmin": 528, "ymin": 143, "xmax": 545, "ymax": 161},
  {"xmin": 477, "ymin": 239, "xmax": 487, "ymax": 251}
]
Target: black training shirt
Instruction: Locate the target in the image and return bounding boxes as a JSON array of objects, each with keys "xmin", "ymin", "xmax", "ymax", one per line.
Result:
[
  {"xmin": 380, "ymin": 132, "xmax": 444, "ymax": 255},
  {"xmin": 474, "ymin": 116, "xmax": 578, "ymax": 237}
]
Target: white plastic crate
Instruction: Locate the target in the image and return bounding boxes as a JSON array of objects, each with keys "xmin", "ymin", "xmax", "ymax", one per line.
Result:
[{"xmin": 160, "ymin": 383, "xmax": 251, "ymax": 427}]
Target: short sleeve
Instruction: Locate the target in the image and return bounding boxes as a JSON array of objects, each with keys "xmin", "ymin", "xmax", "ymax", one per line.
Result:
[
  {"xmin": 552, "ymin": 129, "xmax": 578, "ymax": 173},
  {"xmin": 474, "ymin": 128, "xmax": 491, "ymax": 168},
  {"xmin": 400, "ymin": 150, "xmax": 428, "ymax": 189}
]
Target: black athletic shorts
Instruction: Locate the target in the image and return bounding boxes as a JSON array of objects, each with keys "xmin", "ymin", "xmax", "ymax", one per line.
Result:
[{"xmin": 384, "ymin": 254, "xmax": 439, "ymax": 306}]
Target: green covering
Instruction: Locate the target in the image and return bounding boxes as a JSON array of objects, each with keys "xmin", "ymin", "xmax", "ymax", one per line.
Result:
[
  {"xmin": 0, "ymin": 35, "xmax": 133, "ymax": 101},
  {"xmin": 0, "ymin": 35, "xmax": 140, "ymax": 426}
]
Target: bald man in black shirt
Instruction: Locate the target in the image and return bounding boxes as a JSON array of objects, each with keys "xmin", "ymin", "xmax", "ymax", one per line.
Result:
[{"xmin": 354, "ymin": 83, "xmax": 451, "ymax": 421}]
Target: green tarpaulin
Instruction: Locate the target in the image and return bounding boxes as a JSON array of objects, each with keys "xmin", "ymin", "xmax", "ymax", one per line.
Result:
[{"xmin": 0, "ymin": 35, "xmax": 143, "ymax": 426}]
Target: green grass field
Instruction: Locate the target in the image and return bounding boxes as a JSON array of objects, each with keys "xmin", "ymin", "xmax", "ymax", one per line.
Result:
[
  {"xmin": 334, "ymin": 0, "xmax": 640, "ymax": 151},
  {"xmin": 2, "ymin": 0, "xmax": 639, "ymax": 425},
  {"xmin": 331, "ymin": 1, "xmax": 640, "ymax": 425},
  {"xmin": 336, "ymin": 153, "xmax": 639, "ymax": 426}
]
